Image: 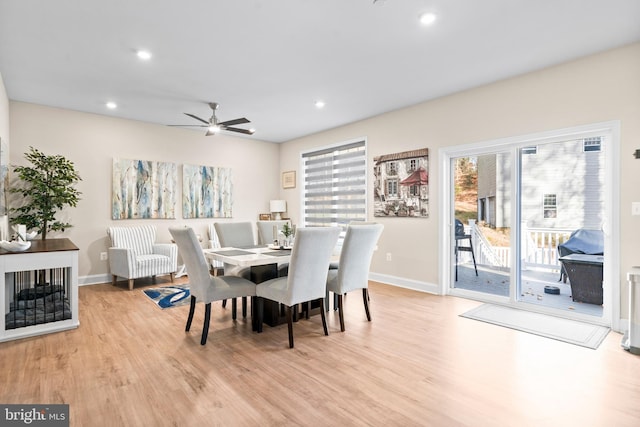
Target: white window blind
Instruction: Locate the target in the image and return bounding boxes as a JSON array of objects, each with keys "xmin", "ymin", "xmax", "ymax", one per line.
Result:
[{"xmin": 302, "ymin": 140, "xmax": 366, "ymax": 230}]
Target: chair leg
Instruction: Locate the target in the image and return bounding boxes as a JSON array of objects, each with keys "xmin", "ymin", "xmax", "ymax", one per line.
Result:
[
  {"xmin": 286, "ymin": 305, "xmax": 294, "ymax": 348},
  {"xmin": 469, "ymin": 239, "xmax": 478, "ymax": 276},
  {"xmin": 363, "ymin": 288, "xmax": 371, "ymax": 322},
  {"xmin": 201, "ymin": 303, "xmax": 211, "ymax": 345},
  {"xmin": 128, "ymin": 279, "xmax": 134, "ymax": 290},
  {"xmin": 112, "ymin": 275, "xmax": 117, "ymax": 286},
  {"xmin": 170, "ymin": 272, "xmax": 175, "ymax": 282},
  {"xmin": 319, "ymin": 298, "xmax": 329, "ymax": 336},
  {"xmin": 256, "ymin": 297, "xmax": 264, "ymax": 333},
  {"xmin": 186, "ymin": 295, "xmax": 196, "ymax": 331},
  {"xmin": 242, "ymin": 296, "xmax": 247, "ymax": 318},
  {"xmin": 231, "ymin": 298, "xmax": 237, "ymax": 320},
  {"xmin": 337, "ymin": 294, "xmax": 345, "ymax": 332},
  {"xmin": 222, "ymin": 299, "xmax": 227, "ymax": 308}
]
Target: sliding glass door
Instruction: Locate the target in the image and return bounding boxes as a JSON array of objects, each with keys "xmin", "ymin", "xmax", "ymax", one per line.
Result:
[
  {"xmin": 441, "ymin": 122, "xmax": 618, "ymax": 327},
  {"xmin": 452, "ymin": 152, "xmax": 513, "ymax": 300}
]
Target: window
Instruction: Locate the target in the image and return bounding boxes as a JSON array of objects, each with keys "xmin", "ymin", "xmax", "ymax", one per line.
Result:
[
  {"xmin": 387, "ymin": 162, "xmax": 397, "ymax": 175},
  {"xmin": 521, "ymin": 146, "xmax": 537, "ymax": 155},
  {"xmin": 408, "ymin": 159, "xmax": 418, "ymax": 171},
  {"xmin": 583, "ymin": 137, "xmax": 601, "ymax": 152},
  {"xmin": 543, "ymin": 193, "xmax": 557, "ymax": 219},
  {"xmin": 302, "ymin": 139, "xmax": 366, "ymax": 230},
  {"xmin": 409, "ymin": 184, "xmax": 420, "ymax": 196},
  {"xmin": 387, "ymin": 179, "xmax": 398, "ymax": 197}
]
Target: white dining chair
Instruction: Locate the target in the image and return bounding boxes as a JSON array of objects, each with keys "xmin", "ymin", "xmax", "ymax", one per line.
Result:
[
  {"xmin": 255, "ymin": 227, "xmax": 340, "ymax": 348},
  {"xmin": 213, "ymin": 222, "xmax": 255, "ymax": 316},
  {"xmin": 326, "ymin": 223, "xmax": 383, "ymax": 331},
  {"xmin": 169, "ymin": 227, "xmax": 256, "ymax": 345},
  {"xmin": 256, "ymin": 220, "xmax": 291, "ymax": 245}
]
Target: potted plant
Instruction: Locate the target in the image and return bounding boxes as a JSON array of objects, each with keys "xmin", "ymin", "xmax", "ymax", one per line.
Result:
[
  {"xmin": 9, "ymin": 146, "xmax": 82, "ymax": 240},
  {"xmin": 280, "ymin": 222, "xmax": 294, "ymax": 247}
]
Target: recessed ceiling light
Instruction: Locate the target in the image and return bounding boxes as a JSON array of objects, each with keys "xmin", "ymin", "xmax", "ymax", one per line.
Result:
[
  {"xmin": 419, "ymin": 13, "xmax": 437, "ymax": 26},
  {"xmin": 315, "ymin": 100, "xmax": 325, "ymax": 109},
  {"xmin": 136, "ymin": 50, "xmax": 152, "ymax": 60},
  {"xmin": 106, "ymin": 102, "xmax": 117, "ymax": 109}
]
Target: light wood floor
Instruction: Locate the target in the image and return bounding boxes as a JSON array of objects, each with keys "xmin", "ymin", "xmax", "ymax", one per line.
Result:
[{"xmin": 1, "ymin": 277, "xmax": 639, "ymax": 427}]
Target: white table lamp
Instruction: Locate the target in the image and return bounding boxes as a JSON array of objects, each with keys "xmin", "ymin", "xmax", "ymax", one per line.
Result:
[{"xmin": 270, "ymin": 200, "xmax": 286, "ymax": 220}]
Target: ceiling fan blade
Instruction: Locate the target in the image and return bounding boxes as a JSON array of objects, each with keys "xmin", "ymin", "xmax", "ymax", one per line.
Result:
[
  {"xmin": 224, "ymin": 126, "xmax": 255, "ymax": 135},
  {"xmin": 184, "ymin": 113, "xmax": 210, "ymax": 125},
  {"xmin": 167, "ymin": 124, "xmax": 208, "ymax": 127},
  {"xmin": 218, "ymin": 117, "xmax": 250, "ymax": 127}
]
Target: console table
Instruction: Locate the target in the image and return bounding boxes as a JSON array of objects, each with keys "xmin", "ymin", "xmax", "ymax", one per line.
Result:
[{"xmin": 1, "ymin": 238, "xmax": 79, "ymax": 342}]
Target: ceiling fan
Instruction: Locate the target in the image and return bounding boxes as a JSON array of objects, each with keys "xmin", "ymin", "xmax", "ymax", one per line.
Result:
[{"xmin": 171, "ymin": 102, "xmax": 255, "ymax": 136}]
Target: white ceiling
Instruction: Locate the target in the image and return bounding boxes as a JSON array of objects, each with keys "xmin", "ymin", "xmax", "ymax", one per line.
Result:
[{"xmin": 1, "ymin": 0, "xmax": 639, "ymax": 143}]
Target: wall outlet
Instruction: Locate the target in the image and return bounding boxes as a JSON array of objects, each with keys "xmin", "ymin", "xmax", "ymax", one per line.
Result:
[
  {"xmin": 100, "ymin": 252, "xmax": 108, "ymax": 261},
  {"xmin": 386, "ymin": 252, "xmax": 392, "ymax": 261},
  {"xmin": 633, "ymin": 202, "xmax": 640, "ymax": 216}
]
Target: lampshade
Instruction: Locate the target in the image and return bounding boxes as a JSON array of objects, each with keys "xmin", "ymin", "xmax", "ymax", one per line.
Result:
[{"xmin": 270, "ymin": 200, "xmax": 286, "ymax": 220}]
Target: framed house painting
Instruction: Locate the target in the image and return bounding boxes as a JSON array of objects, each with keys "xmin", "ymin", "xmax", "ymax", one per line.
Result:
[{"xmin": 373, "ymin": 148, "xmax": 429, "ymax": 217}]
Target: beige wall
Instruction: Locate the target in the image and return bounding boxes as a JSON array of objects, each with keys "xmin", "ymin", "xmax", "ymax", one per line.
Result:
[
  {"xmin": 9, "ymin": 102, "xmax": 281, "ymax": 281},
  {"xmin": 0, "ymin": 73, "xmax": 9, "ymax": 148},
  {"xmin": 279, "ymin": 43, "xmax": 640, "ymax": 295}
]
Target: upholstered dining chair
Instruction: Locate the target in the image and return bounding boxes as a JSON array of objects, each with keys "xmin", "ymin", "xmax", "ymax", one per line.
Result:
[
  {"xmin": 256, "ymin": 220, "xmax": 292, "ymax": 277},
  {"xmin": 213, "ymin": 222, "xmax": 255, "ymax": 315},
  {"xmin": 169, "ymin": 227, "xmax": 256, "ymax": 345},
  {"xmin": 326, "ymin": 223, "xmax": 383, "ymax": 331},
  {"xmin": 256, "ymin": 220, "xmax": 291, "ymax": 245},
  {"xmin": 256, "ymin": 227, "xmax": 340, "ymax": 348},
  {"xmin": 107, "ymin": 225, "xmax": 178, "ymax": 290}
]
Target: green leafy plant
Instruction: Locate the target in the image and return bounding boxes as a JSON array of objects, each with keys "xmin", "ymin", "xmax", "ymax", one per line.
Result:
[
  {"xmin": 9, "ymin": 147, "xmax": 82, "ymax": 240},
  {"xmin": 281, "ymin": 222, "xmax": 293, "ymax": 238}
]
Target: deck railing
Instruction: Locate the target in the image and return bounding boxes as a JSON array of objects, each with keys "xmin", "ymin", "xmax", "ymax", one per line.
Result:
[{"xmin": 461, "ymin": 222, "xmax": 574, "ymax": 271}]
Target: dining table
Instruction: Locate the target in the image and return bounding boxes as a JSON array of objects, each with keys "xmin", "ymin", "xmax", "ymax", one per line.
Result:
[{"xmin": 203, "ymin": 245, "xmax": 293, "ymax": 332}]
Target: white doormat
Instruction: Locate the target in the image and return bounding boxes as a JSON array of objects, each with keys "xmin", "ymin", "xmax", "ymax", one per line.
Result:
[{"xmin": 461, "ymin": 304, "xmax": 609, "ymax": 349}]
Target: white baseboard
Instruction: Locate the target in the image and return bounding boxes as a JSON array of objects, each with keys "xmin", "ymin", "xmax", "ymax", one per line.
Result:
[
  {"xmin": 79, "ymin": 274, "xmax": 111, "ymax": 286},
  {"xmin": 368, "ymin": 272, "xmax": 439, "ymax": 294}
]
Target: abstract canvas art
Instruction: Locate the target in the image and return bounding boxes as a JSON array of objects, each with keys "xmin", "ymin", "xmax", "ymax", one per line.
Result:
[
  {"xmin": 373, "ymin": 148, "xmax": 429, "ymax": 218},
  {"xmin": 182, "ymin": 164, "xmax": 232, "ymax": 218},
  {"xmin": 112, "ymin": 158, "xmax": 177, "ymax": 219}
]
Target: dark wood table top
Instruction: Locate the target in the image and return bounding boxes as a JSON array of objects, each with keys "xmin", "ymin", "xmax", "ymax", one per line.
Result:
[{"xmin": 0, "ymin": 238, "xmax": 79, "ymax": 255}]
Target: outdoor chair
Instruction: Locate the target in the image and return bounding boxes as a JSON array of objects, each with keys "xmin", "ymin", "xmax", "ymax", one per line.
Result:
[{"xmin": 455, "ymin": 219, "xmax": 477, "ymax": 281}]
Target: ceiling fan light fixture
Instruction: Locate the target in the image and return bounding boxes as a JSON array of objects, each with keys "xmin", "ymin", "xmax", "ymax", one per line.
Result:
[
  {"xmin": 419, "ymin": 12, "xmax": 437, "ymax": 26},
  {"xmin": 136, "ymin": 50, "xmax": 152, "ymax": 60},
  {"xmin": 208, "ymin": 125, "xmax": 220, "ymax": 133}
]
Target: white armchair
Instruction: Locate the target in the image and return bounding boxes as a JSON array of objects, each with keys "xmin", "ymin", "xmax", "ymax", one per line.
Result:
[{"xmin": 107, "ymin": 225, "xmax": 178, "ymax": 290}]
